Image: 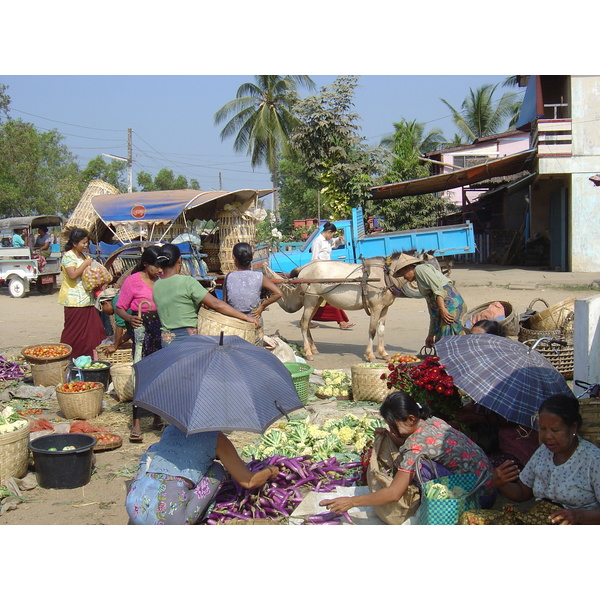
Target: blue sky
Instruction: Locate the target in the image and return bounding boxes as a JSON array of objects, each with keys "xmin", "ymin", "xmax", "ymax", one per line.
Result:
[{"xmin": 1, "ymin": 74, "xmax": 517, "ymax": 196}]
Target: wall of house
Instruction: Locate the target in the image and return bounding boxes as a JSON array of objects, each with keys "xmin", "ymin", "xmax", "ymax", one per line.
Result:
[{"xmin": 570, "ymin": 76, "xmax": 600, "ymax": 272}]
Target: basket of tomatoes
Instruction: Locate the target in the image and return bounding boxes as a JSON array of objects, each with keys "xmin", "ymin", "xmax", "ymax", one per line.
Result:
[
  {"xmin": 22, "ymin": 344, "xmax": 72, "ymax": 364},
  {"xmin": 88, "ymin": 431, "xmax": 123, "ymax": 452},
  {"xmin": 22, "ymin": 344, "xmax": 73, "ymax": 387},
  {"xmin": 56, "ymin": 381, "xmax": 105, "ymax": 420}
]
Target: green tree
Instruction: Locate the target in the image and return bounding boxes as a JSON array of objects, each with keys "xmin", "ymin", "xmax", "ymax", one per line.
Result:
[
  {"xmin": 136, "ymin": 168, "xmax": 199, "ymax": 191},
  {"xmin": 287, "ymin": 76, "xmax": 385, "ymax": 220},
  {"xmin": 81, "ymin": 155, "xmax": 128, "ymax": 192},
  {"xmin": 0, "ymin": 119, "xmax": 81, "ymax": 217},
  {"xmin": 440, "ymin": 83, "xmax": 522, "ymax": 143},
  {"xmin": 367, "ymin": 119, "xmax": 453, "ymax": 230},
  {"xmin": 380, "ymin": 119, "xmax": 446, "ymax": 154},
  {"xmin": 214, "ymin": 75, "xmax": 315, "ymax": 212},
  {"xmin": 0, "ymin": 84, "xmax": 10, "ymax": 122},
  {"xmin": 277, "ymin": 156, "xmax": 319, "ymax": 231}
]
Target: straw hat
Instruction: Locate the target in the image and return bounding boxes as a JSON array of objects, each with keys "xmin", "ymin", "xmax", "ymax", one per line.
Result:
[
  {"xmin": 392, "ymin": 253, "xmax": 423, "ymax": 277},
  {"xmin": 95, "ymin": 287, "xmax": 119, "ymax": 311}
]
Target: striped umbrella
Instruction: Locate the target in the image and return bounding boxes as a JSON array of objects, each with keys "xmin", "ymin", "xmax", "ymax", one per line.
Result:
[
  {"xmin": 132, "ymin": 333, "xmax": 304, "ymax": 435},
  {"xmin": 434, "ymin": 334, "xmax": 575, "ymax": 429}
]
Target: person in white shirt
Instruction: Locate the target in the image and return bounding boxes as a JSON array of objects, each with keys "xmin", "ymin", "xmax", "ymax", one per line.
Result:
[{"xmin": 309, "ymin": 222, "xmax": 355, "ymax": 330}]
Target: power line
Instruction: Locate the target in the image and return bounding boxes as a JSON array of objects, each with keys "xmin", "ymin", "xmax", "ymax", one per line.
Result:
[{"xmin": 9, "ymin": 108, "xmax": 124, "ymax": 132}]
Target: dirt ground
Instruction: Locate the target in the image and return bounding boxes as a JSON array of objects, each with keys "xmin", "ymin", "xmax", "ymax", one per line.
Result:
[{"xmin": 0, "ymin": 264, "xmax": 598, "ymax": 527}]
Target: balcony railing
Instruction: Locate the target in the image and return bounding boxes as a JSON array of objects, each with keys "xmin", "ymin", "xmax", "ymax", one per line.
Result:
[{"xmin": 532, "ymin": 118, "xmax": 572, "ymax": 156}]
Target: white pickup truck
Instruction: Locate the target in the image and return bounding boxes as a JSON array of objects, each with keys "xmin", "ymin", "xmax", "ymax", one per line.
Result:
[{"xmin": 0, "ymin": 215, "xmax": 62, "ymax": 298}]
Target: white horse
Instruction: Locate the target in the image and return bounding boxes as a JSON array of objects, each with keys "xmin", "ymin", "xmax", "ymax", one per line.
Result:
[{"xmin": 264, "ymin": 255, "xmax": 408, "ymax": 362}]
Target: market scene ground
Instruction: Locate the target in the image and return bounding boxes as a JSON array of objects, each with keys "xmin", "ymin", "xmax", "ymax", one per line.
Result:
[{"xmin": 0, "ymin": 264, "xmax": 598, "ymax": 525}]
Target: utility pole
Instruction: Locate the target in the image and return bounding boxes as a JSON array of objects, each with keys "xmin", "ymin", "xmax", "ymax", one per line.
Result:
[
  {"xmin": 219, "ymin": 172, "xmax": 222, "ymax": 190},
  {"xmin": 127, "ymin": 128, "xmax": 133, "ymax": 193}
]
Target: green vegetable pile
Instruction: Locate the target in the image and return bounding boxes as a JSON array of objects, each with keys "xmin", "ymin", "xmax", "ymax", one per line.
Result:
[
  {"xmin": 241, "ymin": 414, "xmax": 385, "ymax": 463},
  {"xmin": 0, "ymin": 406, "xmax": 27, "ymax": 434}
]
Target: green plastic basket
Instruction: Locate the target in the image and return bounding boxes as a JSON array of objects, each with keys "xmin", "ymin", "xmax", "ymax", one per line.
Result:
[{"xmin": 283, "ymin": 362, "xmax": 314, "ymax": 403}]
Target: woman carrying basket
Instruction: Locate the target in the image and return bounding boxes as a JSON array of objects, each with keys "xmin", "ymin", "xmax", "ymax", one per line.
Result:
[{"xmin": 115, "ymin": 246, "xmax": 164, "ymax": 442}]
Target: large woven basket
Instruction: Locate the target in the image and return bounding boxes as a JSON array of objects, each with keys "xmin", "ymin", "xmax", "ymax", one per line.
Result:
[
  {"xmin": 351, "ymin": 363, "xmax": 390, "ymax": 403},
  {"xmin": 197, "ymin": 306, "xmax": 258, "ymax": 345},
  {"xmin": 217, "ymin": 209, "xmax": 258, "ymax": 274},
  {"xmin": 62, "ymin": 179, "xmax": 118, "ymax": 244},
  {"xmin": 527, "ymin": 297, "xmax": 575, "ymax": 331},
  {"xmin": 579, "ymin": 399, "xmax": 600, "ymax": 447},
  {"xmin": 110, "ymin": 362, "xmax": 134, "ymax": 402},
  {"xmin": 463, "ymin": 300, "xmax": 519, "ymax": 337},
  {"xmin": 202, "ymin": 241, "xmax": 221, "ymax": 272},
  {"xmin": 96, "ymin": 342, "xmax": 134, "ymax": 365},
  {"xmin": 0, "ymin": 422, "xmax": 30, "ymax": 484},
  {"xmin": 524, "ymin": 337, "xmax": 574, "ymax": 380},
  {"xmin": 56, "ymin": 384, "xmax": 105, "ymax": 420},
  {"xmin": 22, "ymin": 343, "xmax": 73, "ymax": 387}
]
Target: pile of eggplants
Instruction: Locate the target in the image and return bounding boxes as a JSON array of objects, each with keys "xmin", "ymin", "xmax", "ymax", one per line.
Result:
[
  {"xmin": 0, "ymin": 356, "xmax": 24, "ymax": 382},
  {"xmin": 205, "ymin": 454, "xmax": 361, "ymax": 524}
]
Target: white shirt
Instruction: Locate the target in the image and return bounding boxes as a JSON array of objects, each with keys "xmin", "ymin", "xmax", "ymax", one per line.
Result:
[{"xmin": 311, "ymin": 233, "xmax": 343, "ymax": 261}]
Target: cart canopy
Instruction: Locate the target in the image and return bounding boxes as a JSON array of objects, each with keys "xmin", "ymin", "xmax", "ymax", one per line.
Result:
[
  {"xmin": 90, "ymin": 189, "xmax": 273, "ymax": 225},
  {"xmin": 0, "ymin": 215, "xmax": 63, "ymax": 231}
]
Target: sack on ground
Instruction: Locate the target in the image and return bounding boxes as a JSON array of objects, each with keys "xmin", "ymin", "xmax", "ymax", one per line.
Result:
[{"xmin": 366, "ymin": 431, "xmax": 420, "ymax": 525}]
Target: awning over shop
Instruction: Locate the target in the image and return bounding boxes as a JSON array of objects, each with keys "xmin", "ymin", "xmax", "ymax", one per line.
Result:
[
  {"xmin": 370, "ymin": 149, "xmax": 537, "ymax": 200},
  {"xmin": 90, "ymin": 189, "xmax": 274, "ymax": 225}
]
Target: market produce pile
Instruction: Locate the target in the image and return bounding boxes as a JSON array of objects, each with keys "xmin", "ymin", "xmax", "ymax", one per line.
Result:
[
  {"xmin": 206, "ymin": 454, "xmax": 362, "ymax": 524},
  {"xmin": 240, "ymin": 414, "xmax": 385, "ymax": 463},
  {"xmin": 316, "ymin": 369, "xmax": 352, "ymax": 398},
  {"xmin": 22, "ymin": 345, "xmax": 70, "ymax": 359},
  {"xmin": 0, "ymin": 406, "xmax": 28, "ymax": 433},
  {"xmin": 0, "ymin": 356, "xmax": 24, "ymax": 382}
]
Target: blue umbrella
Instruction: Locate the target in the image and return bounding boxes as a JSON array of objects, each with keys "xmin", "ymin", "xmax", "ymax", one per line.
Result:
[
  {"xmin": 434, "ymin": 334, "xmax": 575, "ymax": 429},
  {"xmin": 132, "ymin": 333, "xmax": 304, "ymax": 435}
]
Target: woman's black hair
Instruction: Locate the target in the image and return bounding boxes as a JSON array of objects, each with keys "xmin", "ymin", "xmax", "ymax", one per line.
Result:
[
  {"xmin": 322, "ymin": 222, "xmax": 337, "ymax": 233},
  {"xmin": 539, "ymin": 393, "xmax": 582, "ymax": 429},
  {"xmin": 380, "ymin": 391, "xmax": 432, "ymax": 426},
  {"xmin": 38, "ymin": 225, "xmax": 49, "ymax": 234},
  {"xmin": 65, "ymin": 228, "xmax": 89, "ymax": 251},
  {"xmin": 154, "ymin": 243, "xmax": 181, "ymax": 269},
  {"xmin": 132, "ymin": 245, "xmax": 165, "ymax": 273},
  {"xmin": 471, "ymin": 319, "xmax": 505, "ymax": 336},
  {"xmin": 233, "ymin": 242, "xmax": 253, "ymax": 268}
]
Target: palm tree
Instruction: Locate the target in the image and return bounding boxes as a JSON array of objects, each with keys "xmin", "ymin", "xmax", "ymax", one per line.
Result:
[
  {"xmin": 380, "ymin": 119, "xmax": 446, "ymax": 154},
  {"xmin": 440, "ymin": 83, "xmax": 522, "ymax": 143},
  {"xmin": 214, "ymin": 75, "xmax": 315, "ymax": 213}
]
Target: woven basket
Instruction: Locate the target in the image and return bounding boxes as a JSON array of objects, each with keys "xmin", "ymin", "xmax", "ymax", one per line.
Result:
[
  {"xmin": 197, "ymin": 306, "xmax": 258, "ymax": 345},
  {"xmin": 528, "ymin": 297, "xmax": 575, "ymax": 331},
  {"xmin": 110, "ymin": 362, "xmax": 134, "ymax": 402},
  {"xmin": 202, "ymin": 241, "xmax": 221, "ymax": 272},
  {"xmin": 518, "ymin": 325, "xmax": 562, "ymax": 344},
  {"xmin": 283, "ymin": 362, "xmax": 314, "ymax": 403},
  {"xmin": 524, "ymin": 337, "xmax": 574, "ymax": 380},
  {"xmin": 22, "ymin": 343, "xmax": 72, "ymax": 364},
  {"xmin": 62, "ymin": 179, "xmax": 118, "ymax": 244},
  {"xmin": 351, "ymin": 363, "xmax": 390, "ymax": 403},
  {"xmin": 0, "ymin": 422, "xmax": 30, "ymax": 484},
  {"xmin": 579, "ymin": 399, "xmax": 600, "ymax": 447},
  {"xmin": 463, "ymin": 300, "xmax": 519, "ymax": 337},
  {"xmin": 217, "ymin": 210, "xmax": 258, "ymax": 274},
  {"xmin": 96, "ymin": 342, "xmax": 134, "ymax": 365},
  {"xmin": 56, "ymin": 384, "xmax": 104, "ymax": 420}
]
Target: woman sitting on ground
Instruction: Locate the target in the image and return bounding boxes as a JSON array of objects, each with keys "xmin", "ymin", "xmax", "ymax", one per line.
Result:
[
  {"xmin": 319, "ymin": 391, "xmax": 495, "ymax": 514},
  {"xmin": 126, "ymin": 425, "xmax": 279, "ymax": 525},
  {"xmin": 492, "ymin": 393, "xmax": 600, "ymax": 524}
]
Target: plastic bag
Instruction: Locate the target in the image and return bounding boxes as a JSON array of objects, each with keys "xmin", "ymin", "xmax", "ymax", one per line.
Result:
[{"xmin": 82, "ymin": 263, "xmax": 112, "ymax": 292}]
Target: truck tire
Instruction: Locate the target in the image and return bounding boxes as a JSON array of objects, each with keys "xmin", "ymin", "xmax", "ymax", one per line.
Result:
[{"xmin": 8, "ymin": 276, "xmax": 27, "ymax": 298}]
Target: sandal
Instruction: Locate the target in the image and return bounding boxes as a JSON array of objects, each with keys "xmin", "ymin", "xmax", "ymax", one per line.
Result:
[
  {"xmin": 309, "ymin": 323, "xmax": 320, "ymax": 329},
  {"xmin": 129, "ymin": 430, "xmax": 144, "ymax": 443},
  {"xmin": 339, "ymin": 322, "xmax": 355, "ymax": 330}
]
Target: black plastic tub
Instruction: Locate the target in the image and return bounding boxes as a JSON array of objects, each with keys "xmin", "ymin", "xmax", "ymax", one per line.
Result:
[
  {"xmin": 68, "ymin": 361, "xmax": 111, "ymax": 388},
  {"xmin": 29, "ymin": 433, "xmax": 97, "ymax": 489}
]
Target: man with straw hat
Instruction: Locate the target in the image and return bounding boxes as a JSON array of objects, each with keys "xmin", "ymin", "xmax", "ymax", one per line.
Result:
[{"xmin": 393, "ymin": 253, "xmax": 466, "ymax": 348}]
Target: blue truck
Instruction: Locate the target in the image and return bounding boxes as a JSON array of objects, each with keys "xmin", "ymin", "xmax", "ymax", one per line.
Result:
[{"xmin": 256, "ymin": 207, "xmax": 475, "ymax": 275}]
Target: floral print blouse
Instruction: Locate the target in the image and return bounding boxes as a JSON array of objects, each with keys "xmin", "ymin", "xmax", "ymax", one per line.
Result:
[{"xmin": 397, "ymin": 417, "xmax": 493, "ymax": 490}]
